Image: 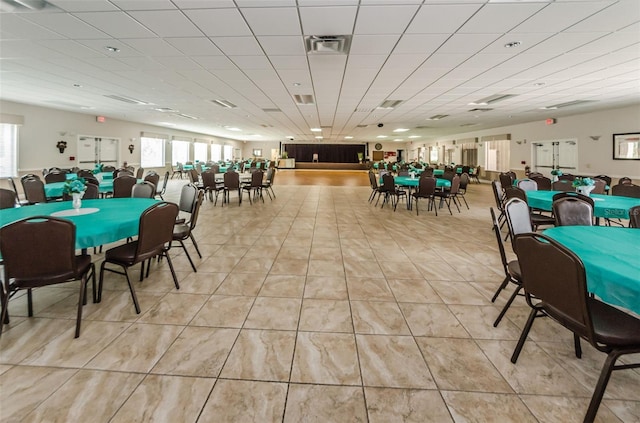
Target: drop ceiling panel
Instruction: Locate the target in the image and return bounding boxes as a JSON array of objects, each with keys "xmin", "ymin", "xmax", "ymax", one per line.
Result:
[
  {"xmin": 153, "ymin": 56, "xmax": 202, "ymax": 70},
  {"xmin": 299, "ymin": 6, "xmax": 357, "ymax": 35},
  {"xmin": 350, "ymin": 35, "xmax": 401, "ymax": 55},
  {"xmin": 192, "ymin": 56, "xmax": 237, "ymax": 69},
  {"xmin": 0, "ymin": 15, "xmax": 65, "ymax": 39},
  {"xmin": 406, "ymin": 4, "xmax": 483, "ymax": 34},
  {"xmin": 19, "ymin": 13, "xmax": 110, "ymax": 39},
  {"xmin": 49, "ymin": 0, "xmax": 119, "ymax": 12},
  {"xmin": 211, "ymin": 37, "xmax": 263, "ymax": 55},
  {"xmin": 110, "ymin": 0, "xmax": 177, "ymax": 10},
  {"xmin": 481, "ymin": 33, "xmax": 554, "ymax": 54},
  {"xmin": 458, "ymin": 3, "xmax": 546, "ymax": 34},
  {"xmin": 35, "ymin": 40, "xmax": 106, "ymax": 58},
  {"xmin": 525, "ymin": 32, "xmax": 607, "ymax": 55},
  {"xmin": 354, "ymin": 5, "xmax": 419, "ymax": 35},
  {"xmin": 163, "ymin": 37, "xmax": 223, "ymax": 56},
  {"xmin": 230, "ymin": 55, "xmax": 272, "ymax": 70},
  {"xmin": 183, "ymin": 9, "xmax": 252, "ymax": 37},
  {"xmin": 235, "ymin": 0, "xmax": 296, "ymax": 6},
  {"xmin": 257, "ymin": 36, "xmax": 306, "ymax": 55},
  {"xmin": 437, "ymin": 33, "xmax": 502, "ymax": 54},
  {"xmin": 394, "ymin": 34, "xmax": 450, "ymax": 54},
  {"xmin": 571, "ymin": 32, "xmax": 640, "ymax": 55},
  {"xmin": 241, "ymin": 8, "xmax": 301, "ymax": 36},
  {"xmin": 513, "ymin": 2, "xmax": 612, "ymax": 33},
  {"xmin": 567, "ymin": 0, "xmax": 640, "ymax": 32},
  {"xmin": 121, "ymin": 39, "xmax": 185, "ymax": 56},
  {"xmin": 173, "ymin": 0, "xmax": 236, "ymax": 7},
  {"xmin": 0, "ymin": 40, "xmax": 63, "ymax": 59},
  {"xmin": 126, "ymin": 11, "xmax": 202, "ymax": 37},
  {"xmin": 74, "ymin": 12, "xmax": 156, "ymax": 38},
  {"xmin": 270, "ymin": 56, "xmax": 309, "ymax": 69}
]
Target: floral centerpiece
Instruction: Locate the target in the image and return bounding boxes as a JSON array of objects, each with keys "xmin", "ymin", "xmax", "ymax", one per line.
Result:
[
  {"xmin": 572, "ymin": 177, "xmax": 595, "ymax": 196},
  {"xmin": 63, "ymin": 177, "xmax": 87, "ymax": 209},
  {"xmin": 92, "ymin": 163, "xmax": 103, "ymax": 174},
  {"xmin": 550, "ymin": 168, "xmax": 563, "ymax": 182}
]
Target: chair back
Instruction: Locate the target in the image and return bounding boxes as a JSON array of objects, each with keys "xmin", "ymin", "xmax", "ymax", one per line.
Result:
[
  {"xmin": 552, "ymin": 194, "xmax": 594, "ymax": 226},
  {"xmin": 514, "ymin": 233, "xmax": 594, "ymax": 340},
  {"xmin": 530, "ymin": 175, "xmax": 551, "ymax": 190},
  {"xmin": 449, "ymin": 175, "xmax": 460, "ymax": 194},
  {"xmin": 179, "ymin": 183, "xmax": 198, "ymax": 213},
  {"xmin": 132, "ymin": 181, "xmax": 156, "ymax": 198},
  {"xmin": 201, "ymin": 170, "xmax": 217, "ymax": 190},
  {"xmin": 499, "ymin": 172, "xmax": 513, "ymax": 189},
  {"xmin": 22, "ymin": 177, "xmax": 47, "ymax": 204},
  {"xmin": 21, "ymin": 173, "xmax": 41, "ymax": 182},
  {"xmin": 83, "ymin": 183, "xmax": 100, "ymax": 199},
  {"xmin": 442, "ymin": 171, "xmax": 455, "ymax": 182},
  {"xmin": 629, "ymin": 205, "xmax": 640, "ymax": 228},
  {"xmin": 552, "ymin": 180, "xmax": 574, "ymax": 192},
  {"xmin": 224, "ymin": 171, "xmax": 240, "ymax": 189},
  {"xmin": 135, "ymin": 202, "xmax": 179, "ymax": 262},
  {"xmin": 210, "ymin": 164, "xmax": 220, "ymax": 174},
  {"xmin": 416, "ymin": 177, "xmax": 436, "ymax": 197},
  {"xmin": 112, "ymin": 175, "xmax": 137, "ymax": 198},
  {"xmin": 115, "ymin": 169, "xmax": 133, "ymax": 178},
  {"xmin": 251, "ymin": 170, "xmax": 264, "ymax": 187},
  {"xmin": 0, "ymin": 188, "xmax": 16, "ymax": 209},
  {"xmin": 0, "ymin": 216, "xmax": 76, "ymax": 284},
  {"xmin": 158, "ymin": 171, "xmax": 169, "ymax": 195},
  {"xmin": 77, "ymin": 169, "xmax": 94, "ymax": 178},
  {"xmin": 188, "ymin": 169, "xmax": 200, "ymax": 184},
  {"xmin": 368, "ymin": 171, "xmax": 378, "ymax": 189},
  {"xmin": 504, "ymin": 186, "xmax": 527, "ymax": 202},
  {"xmin": 423, "ymin": 168, "xmax": 434, "ymax": 177},
  {"xmin": 517, "ymin": 179, "xmax": 538, "ymax": 192},
  {"xmin": 144, "ymin": 171, "xmax": 160, "ymax": 189},
  {"xmin": 594, "ymin": 175, "xmax": 612, "ymax": 187},
  {"xmin": 188, "ymin": 190, "xmax": 204, "ymax": 231},
  {"xmin": 44, "ymin": 171, "xmax": 67, "ymax": 183},
  {"xmin": 618, "ymin": 177, "xmax": 632, "ymax": 185},
  {"xmin": 558, "ymin": 173, "xmax": 575, "ymax": 182},
  {"xmin": 591, "ymin": 178, "xmax": 606, "ymax": 195},
  {"xmin": 459, "ymin": 173, "xmax": 469, "ymax": 190},
  {"xmin": 490, "ymin": 207, "xmax": 510, "ymax": 272},
  {"xmin": 491, "ymin": 180, "xmax": 504, "ymax": 211},
  {"xmin": 136, "ymin": 167, "xmax": 145, "ymax": 179},
  {"xmin": 611, "ymin": 183, "xmax": 640, "ymax": 199},
  {"xmin": 504, "ymin": 198, "xmax": 533, "ymax": 243},
  {"xmin": 381, "ymin": 173, "xmax": 395, "ymax": 192}
]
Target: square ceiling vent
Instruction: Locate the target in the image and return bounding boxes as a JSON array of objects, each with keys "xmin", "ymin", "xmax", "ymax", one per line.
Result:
[{"xmin": 305, "ymin": 35, "xmax": 352, "ymax": 54}]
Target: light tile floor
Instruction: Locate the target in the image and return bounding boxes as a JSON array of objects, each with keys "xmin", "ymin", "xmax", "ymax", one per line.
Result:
[{"xmin": 1, "ymin": 175, "xmax": 639, "ymax": 422}]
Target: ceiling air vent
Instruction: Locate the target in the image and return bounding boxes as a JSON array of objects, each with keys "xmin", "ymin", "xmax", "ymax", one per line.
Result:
[
  {"xmin": 377, "ymin": 100, "xmax": 403, "ymax": 109},
  {"xmin": 468, "ymin": 94, "xmax": 517, "ymax": 106},
  {"xmin": 175, "ymin": 113, "xmax": 198, "ymax": 120},
  {"xmin": 427, "ymin": 114, "xmax": 448, "ymax": 120},
  {"xmin": 354, "ymin": 108, "xmax": 374, "ymax": 113},
  {"xmin": 262, "ymin": 108, "xmax": 282, "ymax": 113},
  {"xmin": 539, "ymin": 100, "xmax": 596, "ymax": 110},
  {"xmin": 260, "ymin": 124, "xmax": 274, "ymax": 128},
  {"xmin": 414, "ymin": 125, "xmax": 433, "ymax": 129},
  {"xmin": 293, "ymin": 94, "xmax": 315, "ymax": 105},
  {"xmin": 356, "ymin": 124, "xmax": 369, "ymax": 128},
  {"xmin": 104, "ymin": 94, "xmax": 150, "ymax": 105},
  {"xmin": 468, "ymin": 108, "xmax": 493, "ymax": 112},
  {"xmin": 305, "ymin": 35, "xmax": 352, "ymax": 54},
  {"xmin": 210, "ymin": 99, "xmax": 237, "ymax": 108},
  {"xmin": 460, "ymin": 123, "xmax": 479, "ymax": 127}
]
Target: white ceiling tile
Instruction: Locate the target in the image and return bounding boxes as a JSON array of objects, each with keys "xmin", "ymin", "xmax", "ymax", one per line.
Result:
[
  {"xmin": 109, "ymin": 0, "xmax": 177, "ymax": 10},
  {"xmin": 438, "ymin": 33, "xmax": 502, "ymax": 54},
  {"xmin": 153, "ymin": 56, "xmax": 202, "ymax": 70},
  {"xmin": 346, "ymin": 55, "xmax": 388, "ymax": 69},
  {"xmin": 230, "ymin": 55, "xmax": 272, "ymax": 69},
  {"xmin": 211, "ymin": 37, "xmax": 263, "ymax": 55},
  {"xmin": 74, "ymin": 12, "xmax": 156, "ymax": 38},
  {"xmin": 84, "ymin": 58, "xmax": 135, "ymax": 71},
  {"xmin": 0, "ymin": 15, "xmax": 65, "ymax": 39},
  {"xmin": 299, "ymin": 6, "xmax": 357, "ymax": 35},
  {"xmin": 164, "ymin": 38, "xmax": 223, "ymax": 56},
  {"xmin": 513, "ymin": 2, "xmax": 612, "ymax": 33},
  {"xmin": 114, "ymin": 57, "xmax": 164, "ymax": 71},
  {"xmin": 270, "ymin": 56, "xmax": 309, "ymax": 69},
  {"xmin": 236, "ymin": 0, "xmax": 296, "ymax": 6},
  {"xmin": 354, "ymin": 5, "xmax": 420, "ymax": 35},
  {"xmin": 567, "ymin": 0, "xmax": 640, "ymax": 33},
  {"xmin": 459, "ymin": 3, "xmax": 546, "ymax": 34},
  {"xmin": 74, "ymin": 39, "xmax": 142, "ymax": 57},
  {"xmin": 524, "ymin": 32, "xmax": 607, "ymax": 55},
  {"xmin": 127, "ymin": 11, "xmax": 203, "ymax": 37},
  {"xmin": 298, "ymin": 0, "xmax": 358, "ymax": 5},
  {"xmin": 383, "ymin": 54, "xmax": 426, "ymax": 70},
  {"xmin": 481, "ymin": 33, "xmax": 554, "ymax": 54},
  {"xmin": 394, "ymin": 34, "xmax": 450, "ymax": 54},
  {"xmin": 308, "ymin": 55, "xmax": 347, "ymax": 70},
  {"xmin": 192, "ymin": 56, "xmax": 237, "ymax": 69},
  {"xmin": 570, "ymin": 32, "xmax": 640, "ymax": 55},
  {"xmin": 257, "ymin": 36, "xmax": 306, "ymax": 55},
  {"xmin": 241, "ymin": 8, "xmax": 301, "ymax": 36},
  {"xmin": 184, "ymin": 8, "xmax": 252, "ymax": 37},
  {"xmin": 172, "ymin": 0, "xmax": 236, "ymax": 8},
  {"xmin": 19, "ymin": 13, "xmax": 110, "ymax": 39},
  {"xmin": 34, "ymin": 40, "xmax": 105, "ymax": 58},
  {"xmin": 361, "ymin": 0, "xmax": 423, "ymax": 4},
  {"xmin": 121, "ymin": 38, "xmax": 184, "ymax": 56},
  {"xmin": 0, "ymin": 40, "xmax": 63, "ymax": 59},
  {"xmin": 48, "ymin": 0, "xmax": 119, "ymax": 12},
  {"xmin": 406, "ymin": 4, "xmax": 483, "ymax": 34},
  {"xmin": 350, "ymin": 34, "xmax": 401, "ymax": 55}
]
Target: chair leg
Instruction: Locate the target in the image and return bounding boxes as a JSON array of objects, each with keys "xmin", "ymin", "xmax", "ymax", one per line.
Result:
[
  {"xmin": 493, "ymin": 284, "xmax": 522, "ymax": 327},
  {"xmin": 75, "ymin": 275, "xmax": 87, "ymax": 338},
  {"xmin": 181, "ymin": 240, "xmax": 197, "ymax": 272},
  {"xmin": 584, "ymin": 351, "xmax": 624, "ymax": 423},
  {"xmin": 491, "ymin": 275, "xmax": 511, "ymax": 302},
  {"xmin": 0, "ymin": 286, "xmax": 9, "ymax": 335},
  {"xmin": 123, "ymin": 268, "xmax": 141, "ymax": 314},
  {"xmin": 573, "ymin": 333, "xmax": 582, "ymax": 359},
  {"xmin": 461, "ymin": 194, "xmax": 469, "ymax": 209},
  {"xmin": 163, "ymin": 250, "xmax": 180, "ymax": 289},
  {"xmin": 510, "ymin": 307, "xmax": 538, "ymax": 363},
  {"xmin": 415, "ymin": 198, "xmax": 419, "ymax": 215},
  {"xmin": 27, "ymin": 288, "xmax": 33, "ymax": 317},
  {"xmin": 139, "ymin": 260, "xmax": 145, "ymax": 282},
  {"xmin": 189, "ymin": 234, "xmax": 202, "ymax": 258}
]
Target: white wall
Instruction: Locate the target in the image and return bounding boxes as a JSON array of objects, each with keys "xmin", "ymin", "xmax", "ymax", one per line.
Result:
[
  {"xmin": 1, "ymin": 100, "xmax": 244, "ymax": 174},
  {"xmin": 423, "ymin": 104, "xmax": 640, "ymax": 179}
]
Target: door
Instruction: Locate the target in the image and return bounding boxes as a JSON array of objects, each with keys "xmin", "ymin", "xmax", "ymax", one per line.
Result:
[
  {"xmin": 77, "ymin": 136, "xmax": 119, "ymax": 167},
  {"xmin": 396, "ymin": 149, "xmax": 404, "ymax": 162},
  {"xmin": 532, "ymin": 139, "xmax": 577, "ymax": 177}
]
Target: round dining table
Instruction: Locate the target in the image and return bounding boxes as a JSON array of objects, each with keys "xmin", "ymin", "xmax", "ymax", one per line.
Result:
[
  {"xmin": 0, "ymin": 198, "xmax": 159, "ymax": 249},
  {"xmin": 526, "ymin": 190, "xmax": 640, "ymax": 219},
  {"xmin": 544, "ymin": 226, "xmax": 640, "ymax": 315}
]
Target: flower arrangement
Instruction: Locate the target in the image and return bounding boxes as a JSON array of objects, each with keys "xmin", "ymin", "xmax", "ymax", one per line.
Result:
[
  {"xmin": 62, "ymin": 177, "xmax": 87, "ymax": 195},
  {"xmin": 56, "ymin": 140, "xmax": 67, "ymax": 153},
  {"xmin": 572, "ymin": 177, "xmax": 595, "ymax": 188},
  {"xmin": 92, "ymin": 163, "xmax": 103, "ymax": 174},
  {"xmin": 550, "ymin": 169, "xmax": 563, "ymax": 176}
]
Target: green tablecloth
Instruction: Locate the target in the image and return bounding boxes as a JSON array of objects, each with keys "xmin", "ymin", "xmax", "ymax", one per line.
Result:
[
  {"xmin": 386, "ymin": 176, "xmax": 451, "ymax": 189},
  {"xmin": 544, "ymin": 226, "xmax": 640, "ymax": 314},
  {"xmin": 0, "ymin": 198, "xmax": 159, "ymax": 249},
  {"xmin": 433, "ymin": 169, "xmax": 444, "ymax": 176},
  {"xmin": 45, "ymin": 179, "xmax": 142, "ymax": 198},
  {"xmin": 526, "ymin": 191, "xmax": 640, "ymax": 219}
]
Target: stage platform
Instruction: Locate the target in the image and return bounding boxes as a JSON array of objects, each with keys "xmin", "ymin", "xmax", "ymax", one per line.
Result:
[{"xmin": 291, "ymin": 162, "xmax": 369, "ymax": 171}]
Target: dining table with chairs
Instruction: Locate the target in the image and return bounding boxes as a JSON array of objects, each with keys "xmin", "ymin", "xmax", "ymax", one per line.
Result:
[{"xmin": 526, "ymin": 190, "xmax": 640, "ymax": 220}]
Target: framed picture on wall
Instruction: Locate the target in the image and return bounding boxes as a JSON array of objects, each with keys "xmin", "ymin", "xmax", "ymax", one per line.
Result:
[
  {"xmin": 613, "ymin": 133, "xmax": 640, "ymax": 160},
  {"xmin": 253, "ymin": 148, "xmax": 262, "ymax": 157}
]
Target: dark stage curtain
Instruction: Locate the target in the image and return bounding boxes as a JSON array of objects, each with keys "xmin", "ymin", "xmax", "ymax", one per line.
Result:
[{"xmin": 283, "ymin": 144, "xmax": 365, "ymax": 163}]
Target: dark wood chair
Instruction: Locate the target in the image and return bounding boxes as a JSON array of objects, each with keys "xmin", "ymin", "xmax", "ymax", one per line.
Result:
[
  {"xmin": 21, "ymin": 177, "xmax": 47, "ymax": 204},
  {"xmin": 380, "ymin": 173, "xmax": 407, "ymax": 211},
  {"xmin": 171, "ymin": 185, "xmax": 203, "ymax": 272},
  {"xmin": 552, "ymin": 180, "xmax": 574, "ymax": 192},
  {"xmin": 98, "ymin": 202, "xmax": 180, "ymax": 314},
  {"xmin": 261, "ymin": 168, "xmax": 276, "ymax": 200},
  {"xmin": 44, "ymin": 171, "xmax": 67, "ymax": 183},
  {"xmin": 434, "ymin": 175, "xmax": 460, "ymax": 215},
  {"xmin": 131, "ymin": 181, "xmax": 156, "ymax": 198},
  {"xmin": 242, "ymin": 169, "xmax": 264, "ymax": 204},
  {"xmin": 629, "ymin": 205, "xmax": 640, "ymax": 228},
  {"xmin": 0, "ymin": 188, "xmax": 16, "ymax": 209},
  {"xmin": 223, "ymin": 170, "xmax": 241, "ymax": 206},
  {"xmin": 552, "ymin": 192, "xmax": 594, "ymax": 226},
  {"xmin": 412, "ymin": 176, "xmax": 437, "ymax": 216},
  {"xmin": 511, "ymin": 233, "xmax": 640, "ymax": 423},
  {"xmin": 112, "ymin": 175, "xmax": 137, "ymax": 198},
  {"xmin": 156, "ymin": 171, "xmax": 170, "ymax": 199},
  {"xmin": 611, "ymin": 183, "xmax": 640, "ymax": 199},
  {"xmin": 0, "ymin": 216, "xmax": 95, "ymax": 338}
]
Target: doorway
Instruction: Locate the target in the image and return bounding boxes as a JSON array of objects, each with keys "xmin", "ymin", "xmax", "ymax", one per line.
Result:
[
  {"xmin": 78, "ymin": 136, "xmax": 119, "ymax": 168},
  {"xmin": 532, "ymin": 139, "xmax": 578, "ymax": 177},
  {"xmin": 396, "ymin": 149, "xmax": 404, "ymax": 162}
]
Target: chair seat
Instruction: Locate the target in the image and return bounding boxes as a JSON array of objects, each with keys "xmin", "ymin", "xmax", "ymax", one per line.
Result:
[
  {"xmin": 589, "ymin": 298, "xmax": 640, "ymax": 347},
  {"xmin": 11, "ymin": 254, "xmax": 92, "ymax": 288},
  {"xmin": 173, "ymin": 224, "xmax": 190, "ymax": 239},
  {"xmin": 507, "ymin": 260, "xmax": 521, "ymax": 280},
  {"xmin": 104, "ymin": 241, "xmax": 143, "ymax": 265}
]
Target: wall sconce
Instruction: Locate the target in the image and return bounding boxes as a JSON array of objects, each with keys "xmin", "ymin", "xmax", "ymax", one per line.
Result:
[
  {"xmin": 589, "ymin": 135, "xmax": 601, "ymax": 141},
  {"xmin": 128, "ymin": 144, "xmax": 135, "ymax": 153},
  {"xmin": 56, "ymin": 140, "xmax": 67, "ymax": 153},
  {"xmin": 516, "ymin": 140, "xmax": 523, "ymax": 145}
]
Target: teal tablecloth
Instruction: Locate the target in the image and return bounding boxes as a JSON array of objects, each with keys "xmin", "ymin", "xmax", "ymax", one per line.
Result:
[
  {"xmin": 45, "ymin": 179, "xmax": 142, "ymax": 198},
  {"xmin": 526, "ymin": 191, "xmax": 640, "ymax": 219},
  {"xmin": 385, "ymin": 176, "xmax": 451, "ymax": 189},
  {"xmin": 433, "ymin": 169, "xmax": 444, "ymax": 176},
  {"xmin": 0, "ymin": 198, "xmax": 159, "ymax": 249},
  {"xmin": 544, "ymin": 226, "xmax": 640, "ymax": 315}
]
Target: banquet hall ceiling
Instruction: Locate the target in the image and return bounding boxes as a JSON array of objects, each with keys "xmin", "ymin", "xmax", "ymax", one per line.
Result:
[{"xmin": 0, "ymin": 0, "xmax": 639, "ymax": 142}]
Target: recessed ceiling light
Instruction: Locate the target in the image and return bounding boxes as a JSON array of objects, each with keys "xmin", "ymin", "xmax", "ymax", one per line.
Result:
[
  {"xmin": 73, "ymin": 83, "xmax": 82, "ymax": 88},
  {"xmin": 504, "ymin": 41, "xmax": 521, "ymax": 48},
  {"xmin": 408, "ymin": 135, "xmax": 421, "ymax": 139},
  {"xmin": 293, "ymin": 83, "xmax": 301, "ymax": 87},
  {"xmin": 534, "ymin": 82, "xmax": 546, "ymax": 86},
  {"xmin": 310, "ymin": 128, "xmax": 322, "ymax": 132},
  {"xmin": 315, "ymin": 136, "xmax": 323, "ymax": 139},
  {"xmin": 344, "ymin": 136, "xmax": 353, "ymax": 139},
  {"xmin": 211, "ymin": 99, "xmax": 237, "ymax": 108},
  {"xmin": 105, "ymin": 46, "xmax": 120, "ymax": 53},
  {"xmin": 376, "ymin": 135, "xmax": 387, "ymax": 139},
  {"xmin": 393, "ymin": 128, "xmax": 409, "ymax": 132},
  {"xmin": 393, "ymin": 139, "xmax": 403, "ymax": 142},
  {"xmin": 247, "ymin": 134, "xmax": 262, "ymax": 137},
  {"xmin": 225, "ymin": 126, "xmax": 242, "ymax": 131},
  {"xmin": 159, "ymin": 122, "xmax": 176, "ymax": 126},
  {"xmin": 377, "ymin": 99, "xmax": 404, "ymax": 109}
]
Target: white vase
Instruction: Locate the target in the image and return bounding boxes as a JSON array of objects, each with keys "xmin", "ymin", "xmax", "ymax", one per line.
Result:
[
  {"xmin": 72, "ymin": 192, "xmax": 83, "ymax": 209},
  {"xmin": 576, "ymin": 185, "xmax": 594, "ymax": 196},
  {"xmin": 552, "ymin": 175, "xmax": 559, "ymax": 183}
]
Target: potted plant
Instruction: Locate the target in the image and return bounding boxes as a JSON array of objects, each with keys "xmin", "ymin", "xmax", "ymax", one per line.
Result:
[
  {"xmin": 63, "ymin": 177, "xmax": 87, "ymax": 209},
  {"xmin": 572, "ymin": 177, "xmax": 595, "ymax": 196}
]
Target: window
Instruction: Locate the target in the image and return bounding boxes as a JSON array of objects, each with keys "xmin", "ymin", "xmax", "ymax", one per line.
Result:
[
  {"xmin": 171, "ymin": 140, "xmax": 189, "ymax": 165},
  {"xmin": 223, "ymin": 145, "xmax": 233, "ymax": 161},
  {"xmin": 0, "ymin": 123, "xmax": 18, "ymax": 178},
  {"xmin": 141, "ymin": 136, "xmax": 165, "ymax": 168},
  {"xmin": 252, "ymin": 148, "xmax": 262, "ymax": 157},
  {"xmin": 194, "ymin": 143, "xmax": 208, "ymax": 162},
  {"xmin": 484, "ymin": 139, "xmax": 510, "ymax": 172},
  {"xmin": 211, "ymin": 144, "xmax": 222, "ymax": 162}
]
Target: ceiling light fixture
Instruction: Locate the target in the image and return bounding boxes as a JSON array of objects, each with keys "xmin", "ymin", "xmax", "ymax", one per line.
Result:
[
  {"xmin": 104, "ymin": 94, "xmax": 150, "ymax": 105},
  {"xmin": 293, "ymin": 83, "xmax": 301, "ymax": 87},
  {"xmin": 377, "ymin": 99, "xmax": 404, "ymax": 109},
  {"xmin": 293, "ymin": 94, "xmax": 315, "ymax": 105},
  {"xmin": 310, "ymin": 128, "xmax": 322, "ymax": 132},
  {"xmin": 344, "ymin": 136, "xmax": 353, "ymax": 139},
  {"xmin": 211, "ymin": 99, "xmax": 237, "ymax": 108},
  {"xmin": 468, "ymin": 94, "xmax": 517, "ymax": 106},
  {"xmin": 105, "ymin": 46, "xmax": 120, "ymax": 53},
  {"xmin": 427, "ymin": 114, "xmax": 448, "ymax": 120},
  {"xmin": 376, "ymin": 135, "xmax": 387, "ymax": 139},
  {"xmin": 504, "ymin": 41, "xmax": 521, "ymax": 48},
  {"xmin": 315, "ymin": 136, "xmax": 323, "ymax": 139},
  {"xmin": 225, "ymin": 126, "xmax": 242, "ymax": 131},
  {"xmin": 393, "ymin": 139, "xmax": 403, "ymax": 142},
  {"xmin": 393, "ymin": 128, "xmax": 409, "ymax": 132},
  {"xmin": 408, "ymin": 135, "xmax": 421, "ymax": 139},
  {"xmin": 540, "ymin": 100, "xmax": 595, "ymax": 110}
]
